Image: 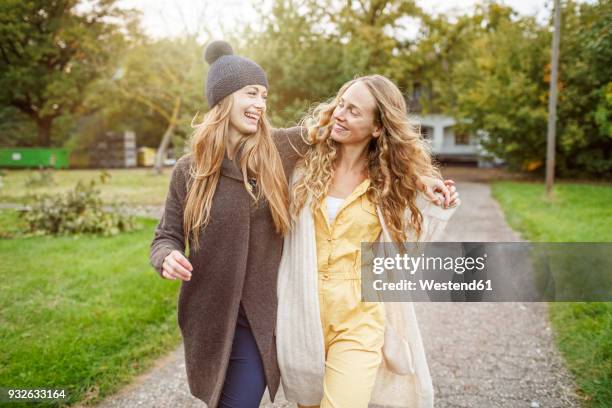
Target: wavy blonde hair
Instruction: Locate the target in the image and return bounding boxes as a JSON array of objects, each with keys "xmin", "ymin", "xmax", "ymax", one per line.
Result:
[
  {"xmin": 183, "ymin": 95, "xmax": 290, "ymax": 251},
  {"xmin": 291, "ymin": 74, "xmax": 441, "ymax": 242}
]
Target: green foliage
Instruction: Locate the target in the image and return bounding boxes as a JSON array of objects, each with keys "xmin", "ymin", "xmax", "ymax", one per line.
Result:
[
  {"xmin": 452, "ymin": 7, "xmax": 550, "ymax": 172},
  {"xmin": 81, "ymin": 35, "xmax": 205, "ymax": 158},
  {"xmin": 20, "ymin": 171, "xmax": 137, "ymax": 236},
  {"xmin": 114, "ymin": 36, "xmax": 204, "ymax": 133},
  {"xmin": 0, "ymin": 106, "xmax": 38, "ymax": 147},
  {"xmin": 451, "ymin": 1, "xmax": 611, "ymax": 177},
  {"xmin": 242, "ymin": 0, "xmax": 610, "ymax": 178},
  {"xmin": 0, "ymin": 0, "xmax": 134, "ymax": 147},
  {"xmin": 0, "ymin": 0, "xmax": 609, "ymax": 177},
  {"xmin": 241, "ymin": 0, "xmax": 422, "ymax": 126},
  {"xmin": 405, "ymin": 7, "xmax": 484, "ymax": 113},
  {"xmin": 555, "ymin": 1, "xmax": 612, "ymax": 177},
  {"xmin": 238, "ymin": 2, "xmax": 357, "ymax": 126}
]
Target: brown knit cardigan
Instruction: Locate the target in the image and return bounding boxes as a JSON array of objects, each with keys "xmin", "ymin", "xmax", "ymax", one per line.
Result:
[{"xmin": 149, "ymin": 127, "xmax": 306, "ymax": 407}]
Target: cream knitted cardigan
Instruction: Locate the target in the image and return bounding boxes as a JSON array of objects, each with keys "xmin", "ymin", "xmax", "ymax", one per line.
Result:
[{"xmin": 276, "ymin": 188, "xmax": 458, "ymax": 408}]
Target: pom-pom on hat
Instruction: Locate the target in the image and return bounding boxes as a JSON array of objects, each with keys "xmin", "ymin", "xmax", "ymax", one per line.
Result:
[{"xmin": 204, "ymin": 40, "xmax": 268, "ymax": 108}]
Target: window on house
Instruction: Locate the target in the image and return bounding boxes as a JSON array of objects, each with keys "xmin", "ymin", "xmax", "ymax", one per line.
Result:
[
  {"xmin": 421, "ymin": 126, "xmax": 433, "ymax": 140},
  {"xmin": 455, "ymin": 131, "xmax": 470, "ymax": 145}
]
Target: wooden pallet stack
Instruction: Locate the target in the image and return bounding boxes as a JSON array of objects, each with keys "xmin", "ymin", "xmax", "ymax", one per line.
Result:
[{"xmin": 88, "ymin": 131, "xmax": 137, "ymax": 168}]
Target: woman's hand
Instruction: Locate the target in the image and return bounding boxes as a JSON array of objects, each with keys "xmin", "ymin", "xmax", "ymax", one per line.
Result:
[
  {"xmin": 418, "ymin": 176, "xmax": 461, "ymax": 208},
  {"xmin": 161, "ymin": 250, "xmax": 193, "ymax": 281},
  {"xmin": 441, "ymin": 179, "xmax": 461, "ymax": 208}
]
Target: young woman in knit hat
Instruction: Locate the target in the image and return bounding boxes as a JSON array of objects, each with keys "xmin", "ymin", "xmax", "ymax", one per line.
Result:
[
  {"xmin": 276, "ymin": 74, "xmax": 460, "ymax": 408},
  {"xmin": 149, "ymin": 40, "xmax": 308, "ymax": 408},
  {"xmin": 150, "ymin": 41, "xmax": 456, "ymax": 408}
]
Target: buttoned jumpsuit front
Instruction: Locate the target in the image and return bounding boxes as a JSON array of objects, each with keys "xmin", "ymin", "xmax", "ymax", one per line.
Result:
[{"xmin": 301, "ymin": 179, "xmax": 386, "ymax": 408}]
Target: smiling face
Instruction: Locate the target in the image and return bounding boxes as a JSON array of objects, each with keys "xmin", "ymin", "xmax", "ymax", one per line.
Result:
[
  {"xmin": 228, "ymin": 84, "xmax": 268, "ymax": 136},
  {"xmin": 330, "ymin": 80, "xmax": 381, "ymax": 146}
]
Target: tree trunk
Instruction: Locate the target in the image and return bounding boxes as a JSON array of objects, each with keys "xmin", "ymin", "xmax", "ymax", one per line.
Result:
[
  {"xmin": 36, "ymin": 116, "xmax": 53, "ymax": 147},
  {"xmin": 153, "ymin": 97, "xmax": 181, "ymax": 175},
  {"xmin": 545, "ymin": 0, "xmax": 561, "ymax": 197}
]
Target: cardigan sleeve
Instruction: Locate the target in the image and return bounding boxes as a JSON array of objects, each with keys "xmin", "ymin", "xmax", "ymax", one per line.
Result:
[
  {"xmin": 149, "ymin": 155, "xmax": 191, "ymax": 278},
  {"xmin": 274, "ymin": 126, "xmax": 310, "ymax": 155},
  {"xmin": 285, "ymin": 126, "xmax": 310, "ymax": 155},
  {"xmin": 414, "ymin": 192, "xmax": 458, "ymax": 242},
  {"xmin": 272, "ymin": 126, "xmax": 311, "ymax": 177}
]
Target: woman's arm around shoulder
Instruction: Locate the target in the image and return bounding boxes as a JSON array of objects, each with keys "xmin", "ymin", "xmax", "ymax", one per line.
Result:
[{"xmin": 272, "ymin": 126, "xmax": 310, "ymax": 159}]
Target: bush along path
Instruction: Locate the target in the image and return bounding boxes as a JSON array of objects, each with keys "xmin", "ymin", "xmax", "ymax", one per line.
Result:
[{"xmin": 95, "ymin": 182, "xmax": 580, "ymax": 408}]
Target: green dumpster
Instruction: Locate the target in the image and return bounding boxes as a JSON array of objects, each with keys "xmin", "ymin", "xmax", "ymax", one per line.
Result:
[{"xmin": 0, "ymin": 148, "xmax": 69, "ymax": 169}]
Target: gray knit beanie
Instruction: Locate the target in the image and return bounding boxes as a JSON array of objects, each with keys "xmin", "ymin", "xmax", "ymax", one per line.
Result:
[{"xmin": 204, "ymin": 40, "xmax": 268, "ymax": 108}]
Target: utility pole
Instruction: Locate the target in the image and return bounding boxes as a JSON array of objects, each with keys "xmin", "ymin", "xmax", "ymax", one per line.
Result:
[{"xmin": 546, "ymin": 0, "xmax": 561, "ymax": 197}]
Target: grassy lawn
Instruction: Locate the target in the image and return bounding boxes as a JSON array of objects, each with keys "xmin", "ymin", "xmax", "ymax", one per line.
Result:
[
  {"xmin": 0, "ymin": 168, "xmax": 172, "ymax": 207},
  {"xmin": 491, "ymin": 181, "xmax": 612, "ymax": 408},
  {"xmin": 0, "ymin": 210, "xmax": 181, "ymax": 407}
]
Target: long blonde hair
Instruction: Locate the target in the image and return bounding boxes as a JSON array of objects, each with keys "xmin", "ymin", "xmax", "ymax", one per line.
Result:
[
  {"xmin": 291, "ymin": 74, "xmax": 441, "ymax": 242},
  {"xmin": 183, "ymin": 95, "xmax": 290, "ymax": 251}
]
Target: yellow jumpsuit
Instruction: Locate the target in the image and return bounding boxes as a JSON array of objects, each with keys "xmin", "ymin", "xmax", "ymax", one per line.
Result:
[{"xmin": 304, "ymin": 179, "xmax": 386, "ymax": 408}]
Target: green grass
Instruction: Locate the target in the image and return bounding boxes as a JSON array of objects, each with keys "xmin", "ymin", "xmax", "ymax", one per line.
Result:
[
  {"xmin": 0, "ymin": 208, "xmax": 28, "ymax": 238},
  {"xmin": 0, "ymin": 210, "xmax": 181, "ymax": 407},
  {"xmin": 491, "ymin": 182, "xmax": 612, "ymax": 242},
  {"xmin": 0, "ymin": 168, "xmax": 172, "ymax": 206},
  {"xmin": 492, "ymin": 181, "xmax": 612, "ymax": 407}
]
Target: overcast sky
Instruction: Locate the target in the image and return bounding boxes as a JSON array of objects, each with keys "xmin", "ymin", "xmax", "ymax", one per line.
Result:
[{"xmin": 116, "ymin": 0, "xmax": 589, "ymax": 40}]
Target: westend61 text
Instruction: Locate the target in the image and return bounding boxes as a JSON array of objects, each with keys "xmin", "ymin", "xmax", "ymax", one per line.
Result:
[
  {"xmin": 373, "ymin": 279, "xmax": 493, "ymax": 292},
  {"xmin": 372, "ymin": 253, "xmax": 487, "ymax": 275}
]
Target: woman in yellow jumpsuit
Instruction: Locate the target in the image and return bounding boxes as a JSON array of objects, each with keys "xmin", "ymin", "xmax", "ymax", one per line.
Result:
[{"xmin": 279, "ymin": 74, "xmax": 460, "ymax": 408}]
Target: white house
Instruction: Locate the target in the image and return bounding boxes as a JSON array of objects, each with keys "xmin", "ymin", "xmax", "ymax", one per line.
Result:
[{"xmin": 416, "ymin": 114, "xmax": 499, "ymax": 167}]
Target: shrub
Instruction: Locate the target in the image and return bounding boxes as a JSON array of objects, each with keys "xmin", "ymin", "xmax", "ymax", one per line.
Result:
[{"xmin": 20, "ymin": 172, "xmax": 137, "ymax": 236}]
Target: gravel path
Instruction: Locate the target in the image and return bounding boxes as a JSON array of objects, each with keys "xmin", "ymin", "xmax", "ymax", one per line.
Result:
[
  {"xmin": 94, "ymin": 182, "xmax": 580, "ymax": 408},
  {"xmin": 414, "ymin": 182, "xmax": 579, "ymax": 408}
]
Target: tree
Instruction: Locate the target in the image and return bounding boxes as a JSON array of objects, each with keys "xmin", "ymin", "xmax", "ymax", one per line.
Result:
[
  {"xmin": 0, "ymin": 0, "xmax": 131, "ymax": 146},
  {"xmin": 451, "ymin": 1, "xmax": 611, "ymax": 177},
  {"xmin": 314, "ymin": 0, "xmax": 421, "ymax": 77},
  {"xmin": 554, "ymin": 0, "xmax": 611, "ymax": 177},
  {"xmin": 241, "ymin": 0, "xmax": 424, "ymax": 126},
  {"xmin": 451, "ymin": 5, "xmax": 552, "ymax": 171},
  {"xmin": 231, "ymin": 0, "xmax": 611, "ymax": 177},
  {"xmin": 110, "ymin": 36, "xmax": 204, "ymax": 174},
  {"xmin": 0, "ymin": 106, "xmax": 37, "ymax": 146}
]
